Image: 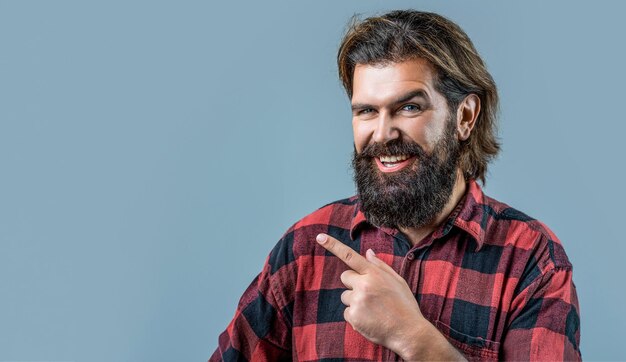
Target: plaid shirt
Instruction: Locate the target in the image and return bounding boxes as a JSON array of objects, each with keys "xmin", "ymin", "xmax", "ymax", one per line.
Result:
[{"xmin": 210, "ymin": 180, "xmax": 581, "ymax": 361}]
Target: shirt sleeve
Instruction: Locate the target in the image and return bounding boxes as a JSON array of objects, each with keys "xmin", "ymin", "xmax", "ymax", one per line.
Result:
[
  {"xmin": 209, "ymin": 255, "xmax": 292, "ymax": 362},
  {"xmin": 501, "ymin": 266, "xmax": 581, "ymax": 361}
]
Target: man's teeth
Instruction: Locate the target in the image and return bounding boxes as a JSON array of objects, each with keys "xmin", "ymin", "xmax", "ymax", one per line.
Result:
[{"xmin": 379, "ymin": 154, "xmax": 410, "ymax": 163}]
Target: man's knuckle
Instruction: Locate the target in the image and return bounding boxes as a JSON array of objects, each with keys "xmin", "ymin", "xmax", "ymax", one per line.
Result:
[
  {"xmin": 344, "ymin": 251, "xmax": 353, "ymax": 262},
  {"xmin": 341, "ymin": 290, "xmax": 350, "ymax": 304},
  {"xmin": 340, "ymin": 273, "xmax": 348, "ymax": 285},
  {"xmin": 343, "ymin": 307, "xmax": 352, "ymax": 322}
]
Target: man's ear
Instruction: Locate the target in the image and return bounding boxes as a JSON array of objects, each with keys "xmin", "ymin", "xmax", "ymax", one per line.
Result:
[{"xmin": 456, "ymin": 94, "xmax": 480, "ymax": 141}]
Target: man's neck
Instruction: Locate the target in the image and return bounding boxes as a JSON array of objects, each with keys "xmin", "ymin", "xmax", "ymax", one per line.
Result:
[{"xmin": 399, "ymin": 169, "xmax": 467, "ymax": 246}]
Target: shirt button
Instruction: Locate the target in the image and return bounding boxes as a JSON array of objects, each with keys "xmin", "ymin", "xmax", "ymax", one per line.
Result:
[{"xmin": 407, "ymin": 252, "xmax": 415, "ymax": 260}]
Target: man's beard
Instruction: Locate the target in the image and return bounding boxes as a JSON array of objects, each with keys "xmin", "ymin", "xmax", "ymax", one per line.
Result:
[{"xmin": 352, "ymin": 119, "xmax": 461, "ymax": 229}]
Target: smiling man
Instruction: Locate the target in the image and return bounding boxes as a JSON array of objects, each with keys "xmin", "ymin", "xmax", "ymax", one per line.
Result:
[{"xmin": 211, "ymin": 10, "xmax": 580, "ymax": 361}]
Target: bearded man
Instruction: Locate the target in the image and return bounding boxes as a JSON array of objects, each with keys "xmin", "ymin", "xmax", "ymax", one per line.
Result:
[{"xmin": 211, "ymin": 10, "xmax": 580, "ymax": 361}]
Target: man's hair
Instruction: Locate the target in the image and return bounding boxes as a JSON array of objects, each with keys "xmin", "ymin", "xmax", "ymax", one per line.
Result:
[{"xmin": 338, "ymin": 10, "xmax": 500, "ymax": 184}]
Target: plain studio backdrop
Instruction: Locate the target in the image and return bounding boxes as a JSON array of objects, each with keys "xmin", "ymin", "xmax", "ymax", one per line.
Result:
[{"xmin": 1, "ymin": 0, "xmax": 624, "ymax": 361}]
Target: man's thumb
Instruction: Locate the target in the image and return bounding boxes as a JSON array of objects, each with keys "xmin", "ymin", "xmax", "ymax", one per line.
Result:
[{"xmin": 365, "ymin": 248, "xmax": 382, "ymax": 264}]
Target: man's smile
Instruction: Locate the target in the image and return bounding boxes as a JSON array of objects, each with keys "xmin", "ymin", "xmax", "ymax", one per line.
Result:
[{"xmin": 374, "ymin": 154, "xmax": 417, "ymax": 173}]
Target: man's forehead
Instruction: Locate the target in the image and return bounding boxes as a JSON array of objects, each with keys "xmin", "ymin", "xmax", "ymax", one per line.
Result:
[{"xmin": 351, "ymin": 59, "xmax": 440, "ymax": 104}]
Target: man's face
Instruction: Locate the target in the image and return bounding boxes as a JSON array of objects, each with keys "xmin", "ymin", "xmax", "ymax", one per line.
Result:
[{"xmin": 350, "ymin": 58, "xmax": 461, "ymax": 229}]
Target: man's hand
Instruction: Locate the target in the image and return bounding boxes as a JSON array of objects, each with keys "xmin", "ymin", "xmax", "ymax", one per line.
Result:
[{"xmin": 315, "ymin": 233, "xmax": 466, "ymax": 361}]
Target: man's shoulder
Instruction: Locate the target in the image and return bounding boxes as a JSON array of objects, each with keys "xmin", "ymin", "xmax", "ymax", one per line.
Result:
[
  {"xmin": 477, "ymin": 191, "xmax": 572, "ymax": 272},
  {"xmin": 267, "ymin": 196, "xmax": 359, "ymax": 274},
  {"xmin": 289, "ymin": 196, "xmax": 360, "ymax": 232}
]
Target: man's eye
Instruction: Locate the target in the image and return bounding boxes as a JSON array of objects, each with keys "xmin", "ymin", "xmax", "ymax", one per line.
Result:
[
  {"xmin": 401, "ymin": 104, "xmax": 421, "ymax": 112},
  {"xmin": 359, "ymin": 108, "xmax": 374, "ymax": 115}
]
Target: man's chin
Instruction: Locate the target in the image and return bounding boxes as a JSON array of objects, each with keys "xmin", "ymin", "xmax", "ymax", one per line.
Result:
[{"xmin": 357, "ymin": 176, "xmax": 455, "ymax": 230}]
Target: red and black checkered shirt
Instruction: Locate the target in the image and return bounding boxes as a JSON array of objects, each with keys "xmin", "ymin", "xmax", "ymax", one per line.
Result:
[{"xmin": 210, "ymin": 180, "xmax": 581, "ymax": 361}]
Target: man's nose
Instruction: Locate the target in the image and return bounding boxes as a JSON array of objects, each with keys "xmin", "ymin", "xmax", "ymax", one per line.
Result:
[{"xmin": 372, "ymin": 113, "xmax": 400, "ymax": 144}]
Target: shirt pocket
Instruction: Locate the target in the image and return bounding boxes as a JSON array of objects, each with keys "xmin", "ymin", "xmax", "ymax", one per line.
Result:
[{"xmin": 435, "ymin": 320, "xmax": 500, "ymax": 361}]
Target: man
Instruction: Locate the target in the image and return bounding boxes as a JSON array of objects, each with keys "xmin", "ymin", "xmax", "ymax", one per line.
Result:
[{"xmin": 211, "ymin": 10, "xmax": 580, "ymax": 361}]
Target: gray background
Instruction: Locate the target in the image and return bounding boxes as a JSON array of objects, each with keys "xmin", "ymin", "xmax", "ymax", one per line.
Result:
[{"xmin": 1, "ymin": 0, "xmax": 624, "ymax": 361}]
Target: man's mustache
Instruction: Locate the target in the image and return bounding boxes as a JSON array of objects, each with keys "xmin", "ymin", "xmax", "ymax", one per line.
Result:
[{"xmin": 357, "ymin": 140, "xmax": 427, "ymax": 159}]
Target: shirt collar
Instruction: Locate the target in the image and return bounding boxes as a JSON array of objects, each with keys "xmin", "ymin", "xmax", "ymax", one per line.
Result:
[{"xmin": 349, "ymin": 179, "xmax": 488, "ymax": 251}]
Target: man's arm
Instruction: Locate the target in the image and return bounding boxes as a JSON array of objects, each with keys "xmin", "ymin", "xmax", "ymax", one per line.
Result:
[
  {"xmin": 315, "ymin": 233, "xmax": 467, "ymax": 361},
  {"xmin": 210, "ymin": 255, "xmax": 291, "ymax": 362},
  {"xmin": 502, "ymin": 266, "xmax": 581, "ymax": 361}
]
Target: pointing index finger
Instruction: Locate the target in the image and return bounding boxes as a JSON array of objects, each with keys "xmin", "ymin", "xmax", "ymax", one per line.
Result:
[{"xmin": 316, "ymin": 233, "xmax": 370, "ymax": 274}]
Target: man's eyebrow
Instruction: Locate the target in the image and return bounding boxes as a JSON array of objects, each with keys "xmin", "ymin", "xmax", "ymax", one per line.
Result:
[
  {"xmin": 351, "ymin": 89, "xmax": 430, "ymax": 111},
  {"xmin": 390, "ymin": 89, "xmax": 430, "ymax": 105},
  {"xmin": 351, "ymin": 102, "xmax": 374, "ymax": 111}
]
